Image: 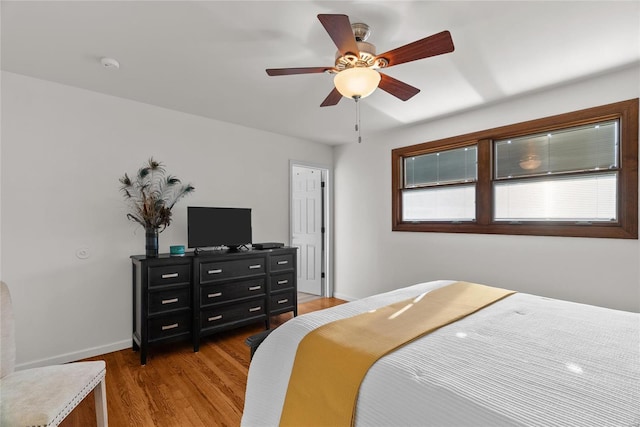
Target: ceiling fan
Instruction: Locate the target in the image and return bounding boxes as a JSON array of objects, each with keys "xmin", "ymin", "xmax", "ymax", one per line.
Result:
[{"xmin": 266, "ymin": 14, "xmax": 455, "ymax": 107}]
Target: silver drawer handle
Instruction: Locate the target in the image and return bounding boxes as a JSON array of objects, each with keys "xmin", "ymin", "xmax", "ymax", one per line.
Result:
[
  {"xmin": 161, "ymin": 323, "xmax": 179, "ymax": 331},
  {"xmin": 277, "ymin": 280, "xmax": 288, "ymax": 285},
  {"xmin": 161, "ymin": 273, "xmax": 179, "ymax": 279},
  {"xmin": 248, "ymin": 306, "xmax": 261, "ymax": 312},
  {"xmin": 277, "ymin": 260, "xmax": 288, "ymax": 265},
  {"xmin": 208, "ymin": 269, "xmax": 223, "ymax": 274},
  {"xmin": 161, "ymin": 298, "xmax": 179, "ymax": 305},
  {"xmin": 277, "ymin": 299, "xmax": 289, "ymax": 304},
  {"xmin": 207, "ymin": 292, "xmax": 222, "ymax": 298},
  {"xmin": 208, "ymin": 315, "xmax": 223, "ymax": 321},
  {"xmin": 248, "ymin": 286, "xmax": 261, "ymax": 291},
  {"xmin": 248, "ymin": 264, "xmax": 262, "ymax": 269}
]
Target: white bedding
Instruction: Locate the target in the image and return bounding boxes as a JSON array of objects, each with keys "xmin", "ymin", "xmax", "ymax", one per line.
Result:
[{"xmin": 242, "ymin": 280, "xmax": 640, "ymax": 426}]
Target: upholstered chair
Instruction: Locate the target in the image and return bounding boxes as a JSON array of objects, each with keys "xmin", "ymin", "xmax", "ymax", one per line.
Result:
[{"xmin": 0, "ymin": 281, "xmax": 108, "ymax": 426}]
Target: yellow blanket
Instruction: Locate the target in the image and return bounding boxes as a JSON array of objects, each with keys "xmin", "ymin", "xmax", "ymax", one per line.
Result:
[{"xmin": 279, "ymin": 281, "xmax": 515, "ymax": 427}]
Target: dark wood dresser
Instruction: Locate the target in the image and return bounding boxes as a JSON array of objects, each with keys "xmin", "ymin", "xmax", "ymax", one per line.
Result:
[{"xmin": 131, "ymin": 247, "xmax": 297, "ymax": 364}]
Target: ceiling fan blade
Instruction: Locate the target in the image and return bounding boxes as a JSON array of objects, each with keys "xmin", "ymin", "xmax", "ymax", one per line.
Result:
[
  {"xmin": 378, "ymin": 73, "xmax": 420, "ymax": 101},
  {"xmin": 377, "ymin": 30, "xmax": 454, "ymax": 67},
  {"xmin": 317, "ymin": 14, "xmax": 360, "ymax": 57},
  {"xmin": 266, "ymin": 67, "xmax": 332, "ymax": 76},
  {"xmin": 320, "ymin": 87, "xmax": 343, "ymax": 107}
]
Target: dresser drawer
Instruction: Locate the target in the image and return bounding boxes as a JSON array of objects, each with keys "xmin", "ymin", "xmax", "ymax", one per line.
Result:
[
  {"xmin": 270, "ymin": 253, "xmax": 294, "ymax": 272},
  {"xmin": 149, "ymin": 264, "xmax": 191, "ymax": 287},
  {"xmin": 200, "ymin": 258, "xmax": 265, "ymax": 282},
  {"xmin": 148, "ymin": 313, "xmax": 190, "ymax": 341},
  {"xmin": 149, "ymin": 287, "xmax": 190, "ymax": 314},
  {"xmin": 200, "ymin": 278, "xmax": 265, "ymax": 307},
  {"xmin": 271, "ymin": 272, "xmax": 295, "ymax": 291},
  {"xmin": 270, "ymin": 291, "xmax": 295, "ymax": 311},
  {"xmin": 200, "ymin": 299, "xmax": 266, "ymax": 329}
]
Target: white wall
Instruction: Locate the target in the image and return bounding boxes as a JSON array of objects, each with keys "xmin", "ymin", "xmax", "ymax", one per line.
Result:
[
  {"xmin": 3, "ymin": 64, "xmax": 638, "ymax": 367},
  {"xmin": 1, "ymin": 71, "xmax": 333, "ymax": 367},
  {"xmin": 334, "ymin": 65, "xmax": 640, "ymax": 313}
]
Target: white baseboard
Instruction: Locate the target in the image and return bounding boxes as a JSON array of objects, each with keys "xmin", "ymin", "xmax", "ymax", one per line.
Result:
[
  {"xmin": 333, "ymin": 292, "xmax": 357, "ymax": 302},
  {"xmin": 15, "ymin": 339, "xmax": 131, "ymax": 370}
]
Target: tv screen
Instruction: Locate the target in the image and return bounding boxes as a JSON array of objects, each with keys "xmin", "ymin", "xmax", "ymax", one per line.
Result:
[{"xmin": 187, "ymin": 207, "xmax": 252, "ymax": 249}]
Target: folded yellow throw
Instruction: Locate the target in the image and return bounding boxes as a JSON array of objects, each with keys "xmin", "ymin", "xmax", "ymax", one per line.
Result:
[{"xmin": 279, "ymin": 281, "xmax": 515, "ymax": 427}]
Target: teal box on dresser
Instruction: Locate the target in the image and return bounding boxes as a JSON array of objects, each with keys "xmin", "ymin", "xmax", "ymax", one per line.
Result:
[{"xmin": 170, "ymin": 245, "xmax": 185, "ymax": 256}]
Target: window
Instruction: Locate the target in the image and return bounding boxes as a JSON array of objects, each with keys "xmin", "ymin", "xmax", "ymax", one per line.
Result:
[
  {"xmin": 493, "ymin": 121, "xmax": 618, "ymax": 222},
  {"xmin": 392, "ymin": 99, "xmax": 638, "ymax": 238},
  {"xmin": 403, "ymin": 146, "xmax": 477, "ymax": 221}
]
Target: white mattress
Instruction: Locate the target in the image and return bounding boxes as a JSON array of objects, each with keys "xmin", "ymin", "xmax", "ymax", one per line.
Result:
[{"xmin": 242, "ymin": 280, "xmax": 640, "ymax": 426}]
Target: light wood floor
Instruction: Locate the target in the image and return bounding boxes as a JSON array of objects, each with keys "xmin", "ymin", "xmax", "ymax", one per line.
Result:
[{"xmin": 60, "ymin": 297, "xmax": 345, "ymax": 427}]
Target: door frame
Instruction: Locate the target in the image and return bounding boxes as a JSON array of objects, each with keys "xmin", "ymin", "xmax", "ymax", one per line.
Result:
[{"xmin": 289, "ymin": 160, "xmax": 332, "ymax": 298}]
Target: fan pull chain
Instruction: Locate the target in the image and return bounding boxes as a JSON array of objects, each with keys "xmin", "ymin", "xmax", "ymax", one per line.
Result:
[{"xmin": 354, "ymin": 96, "xmax": 362, "ymax": 144}]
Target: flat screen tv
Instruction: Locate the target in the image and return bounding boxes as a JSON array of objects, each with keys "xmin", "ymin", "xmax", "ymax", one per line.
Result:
[{"xmin": 187, "ymin": 207, "xmax": 252, "ymax": 250}]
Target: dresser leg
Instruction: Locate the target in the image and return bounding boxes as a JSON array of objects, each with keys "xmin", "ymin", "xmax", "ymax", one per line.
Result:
[{"xmin": 140, "ymin": 347, "xmax": 147, "ymax": 365}]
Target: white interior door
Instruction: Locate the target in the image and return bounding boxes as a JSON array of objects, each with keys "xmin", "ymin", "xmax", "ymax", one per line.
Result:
[{"xmin": 292, "ymin": 165, "xmax": 323, "ymax": 295}]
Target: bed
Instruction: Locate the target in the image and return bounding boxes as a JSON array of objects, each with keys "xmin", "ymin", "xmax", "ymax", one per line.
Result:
[{"xmin": 241, "ymin": 280, "xmax": 640, "ymax": 426}]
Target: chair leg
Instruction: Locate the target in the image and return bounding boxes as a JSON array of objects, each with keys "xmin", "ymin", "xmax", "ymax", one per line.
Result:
[{"xmin": 94, "ymin": 378, "xmax": 108, "ymax": 427}]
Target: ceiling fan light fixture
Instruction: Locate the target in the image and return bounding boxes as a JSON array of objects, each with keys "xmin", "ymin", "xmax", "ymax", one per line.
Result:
[
  {"xmin": 266, "ymin": 14, "xmax": 455, "ymax": 107},
  {"xmin": 334, "ymin": 67, "xmax": 381, "ymax": 99}
]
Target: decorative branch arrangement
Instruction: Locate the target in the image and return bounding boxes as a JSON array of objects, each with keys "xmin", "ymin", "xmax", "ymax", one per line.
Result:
[{"xmin": 119, "ymin": 158, "xmax": 195, "ymax": 232}]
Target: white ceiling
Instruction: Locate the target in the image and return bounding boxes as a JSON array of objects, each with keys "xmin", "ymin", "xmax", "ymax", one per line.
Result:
[{"xmin": 2, "ymin": 1, "xmax": 639, "ymax": 145}]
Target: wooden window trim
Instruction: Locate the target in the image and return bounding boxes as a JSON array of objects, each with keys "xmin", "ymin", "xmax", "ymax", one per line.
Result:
[{"xmin": 392, "ymin": 98, "xmax": 638, "ymax": 239}]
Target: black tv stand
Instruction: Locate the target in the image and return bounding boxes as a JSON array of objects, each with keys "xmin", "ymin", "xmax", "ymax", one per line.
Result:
[
  {"xmin": 194, "ymin": 245, "xmax": 249, "ymax": 255},
  {"xmin": 194, "ymin": 247, "xmax": 218, "ymax": 255},
  {"xmin": 227, "ymin": 244, "xmax": 249, "ymax": 252}
]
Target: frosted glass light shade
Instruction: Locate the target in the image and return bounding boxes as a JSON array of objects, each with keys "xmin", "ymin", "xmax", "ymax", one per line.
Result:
[
  {"xmin": 334, "ymin": 67, "xmax": 381, "ymax": 99},
  {"xmin": 519, "ymin": 155, "xmax": 542, "ymax": 170}
]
